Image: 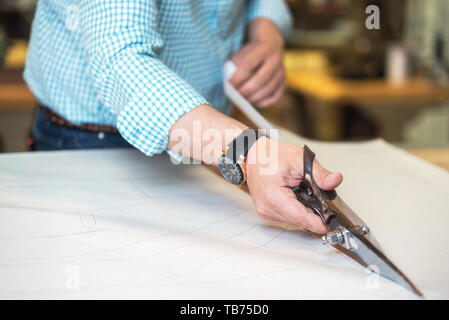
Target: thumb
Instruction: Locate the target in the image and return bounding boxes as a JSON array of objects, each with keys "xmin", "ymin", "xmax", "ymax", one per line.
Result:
[{"xmin": 312, "ymin": 159, "xmax": 343, "ymax": 190}]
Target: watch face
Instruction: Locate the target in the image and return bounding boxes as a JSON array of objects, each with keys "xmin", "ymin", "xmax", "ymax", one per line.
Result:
[{"xmin": 218, "ymin": 156, "xmax": 244, "ymax": 185}]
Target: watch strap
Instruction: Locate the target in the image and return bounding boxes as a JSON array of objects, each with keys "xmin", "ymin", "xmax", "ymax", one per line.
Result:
[{"xmin": 225, "ymin": 128, "xmax": 264, "ymax": 162}]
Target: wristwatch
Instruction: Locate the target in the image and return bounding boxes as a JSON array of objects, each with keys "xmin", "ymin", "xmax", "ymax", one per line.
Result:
[{"xmin": 218, "ymin": 128, "xmax": 264, "ymax": 185}]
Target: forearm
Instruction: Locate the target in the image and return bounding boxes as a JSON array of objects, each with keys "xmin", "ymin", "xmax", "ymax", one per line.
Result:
[
  {"xmin": 80, "ymin": 1, "xmax": 211, "ymax": 157},
  {"xmin": 167, "ymin": 105, "xmax": 248, "ymax": 164},
  {"xmin": 167, "ymin": 22, "xmax": 285, "ymax": 165}
]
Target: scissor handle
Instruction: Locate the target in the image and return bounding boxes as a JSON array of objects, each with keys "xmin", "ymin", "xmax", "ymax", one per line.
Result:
[
  {"xmin": 293, "ymin": 145, "xmax": 338, "ymax": 229},
  {"xmin": 302, "ymin": 145, "xmax": 337, "ymax": 200},
  {"xmin": 303, "ymin": 145, "xmax": 315, "ymax": 179}
]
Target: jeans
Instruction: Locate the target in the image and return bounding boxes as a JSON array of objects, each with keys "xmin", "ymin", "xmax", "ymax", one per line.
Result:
[{"xmin": 32, "ymin": 107, "xmax": 132, "ymax": 151}]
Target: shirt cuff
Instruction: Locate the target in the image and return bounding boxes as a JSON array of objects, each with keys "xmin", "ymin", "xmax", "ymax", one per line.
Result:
[
  {"xmin": 115, "ymin": 54, "xmax": 209, "ymax": 157},
  {"xmin": 247, "ymin": 0, "xmax": 293, "ymax": 38}
]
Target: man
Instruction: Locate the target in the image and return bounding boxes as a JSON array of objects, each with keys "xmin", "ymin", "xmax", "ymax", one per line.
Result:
[{"xmin": 25, "ymin": 1, "xmax": 343, "ymax": 234}]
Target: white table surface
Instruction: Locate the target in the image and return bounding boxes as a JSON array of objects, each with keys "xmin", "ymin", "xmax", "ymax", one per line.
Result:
[{"xmin": 1, "ymin": 136, "xmax": 448, "ymax": 299}]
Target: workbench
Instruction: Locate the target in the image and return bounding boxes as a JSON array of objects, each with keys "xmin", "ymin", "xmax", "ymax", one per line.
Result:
[
  {"xmin": 407, "ymin": 148, "xmax": 449, "ymax": 172},
  {"xmin": 0, "ymin": 40, "xmax": 35, "ymax": 109},
  {"xmin": 284, "ymin": 50, "xmax": 449, "ymax": 141},
  {"xmin": 0, "ymin": 69, "xmax": 35, "ymax": 109},
  {"xmin": 1, "ymin": 133, "xmax": 448, "ymax": 299}
]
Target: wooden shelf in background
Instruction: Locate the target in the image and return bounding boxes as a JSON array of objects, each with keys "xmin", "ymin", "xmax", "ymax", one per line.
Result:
[
  {"xmin": 284, "ymin": 50, "xmax": 449, "ymax": 141},
  {"xmin": 285, "ymin": 51, "xmax": 449, "ymax": 107},
  {"xmin": 407, "ymin": 148, "xmax": 449, "ymax": 172},
  {"xmin": 0, "ymin": 69, "xmax": 36, "ymax": 109}
]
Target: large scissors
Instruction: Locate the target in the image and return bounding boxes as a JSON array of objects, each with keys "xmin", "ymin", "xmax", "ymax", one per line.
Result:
[
  {"xmin": 223, "ymin": 61, "xmax": 422, "ymax": 297},
  {"xmin": 293, "ymin": 145, "xmax": 422, "ymax": 296}
]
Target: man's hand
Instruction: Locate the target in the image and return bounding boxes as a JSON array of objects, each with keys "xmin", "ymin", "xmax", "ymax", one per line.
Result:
[
  {"xmin": 169, "ymin": 105, "xmax": 342, "ymax": 234},
  {"xmin": 245, "ymin": 137, "xmax": 343, "ymax": 234},
  {"xmin": 229, "ymin": 18, "xmax": 286, "ymax": 108}
]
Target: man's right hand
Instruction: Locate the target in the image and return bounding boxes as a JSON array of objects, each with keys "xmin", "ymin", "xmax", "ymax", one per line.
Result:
[
  {"xmin": 245, "ymin": 137, "xmax": 343, "ymax": 234},
  {"xmin": 168, "ymin": 105, "xmax": 342, "ymax": 234}
]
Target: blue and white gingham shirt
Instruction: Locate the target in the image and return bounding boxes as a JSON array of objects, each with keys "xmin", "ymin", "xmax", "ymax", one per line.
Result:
[{"xmin": 24, "ymin": 0, "xmax": 292, "ymax": 156}]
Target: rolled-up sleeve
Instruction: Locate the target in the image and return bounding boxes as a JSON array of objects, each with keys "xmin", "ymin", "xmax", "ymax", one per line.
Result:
[
  {"xmin": 79, "ymin": 1, "xmax": 208, "ymax": 156},
  {"xmin": 247, "ymin": 0, "xmax": 293, "ymax": 37}
]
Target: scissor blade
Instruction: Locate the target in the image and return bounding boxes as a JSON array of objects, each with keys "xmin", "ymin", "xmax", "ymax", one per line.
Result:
[
  {"xmin": 338, "ymin": 230, "xmax": 423, "ymax": 296},
  {"xmin": 327, "ymin": 196, "xmax": 422, "ymax": 296}
]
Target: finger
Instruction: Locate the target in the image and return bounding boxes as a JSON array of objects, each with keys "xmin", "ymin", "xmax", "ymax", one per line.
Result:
[
  {"xmin": 239, "ymin": 54, "xmax": 282, "ymax": 97},
  {"xmin": 247, "ymin": 67, "xmax": 284, "ymax": 104},
  {"xmin": 276, "ymin": 189, "xmax": 328, "ymax": 234},
  {"xmin": 229, "ymin": 45, "xmax": 270, "ymax": 88},
  {"xmin": 257, "ymin": 81, "xmax": 285, "ymax": 108},
  {"xmin": 253, "ymin": 199, "xmax": 284, "ymax": 224}
]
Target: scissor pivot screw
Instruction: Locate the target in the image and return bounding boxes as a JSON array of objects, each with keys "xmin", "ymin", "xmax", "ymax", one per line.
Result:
[
  {"xmin": 355, "ymin": 226, "xmax": 369, "ymax": 235},
  {"xmin": 321, "ymin": 230, "xmax": 344, "ymax": 246}
]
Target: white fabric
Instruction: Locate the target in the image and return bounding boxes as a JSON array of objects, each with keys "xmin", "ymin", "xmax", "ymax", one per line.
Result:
[{"xmin": 0, "ymin": 137, "xmax": 448, "ymax": 299}]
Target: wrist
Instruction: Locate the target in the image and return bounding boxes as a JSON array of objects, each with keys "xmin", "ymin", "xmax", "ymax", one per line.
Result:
[
  {"xmin": 245, "ymin": 135, "xmax": 271, "ymax": 178},
  {"xmin": 247, "ymin": 18, "xmax": 284, "ymax": 50},
  {"xmin": 168, "ymin": 104, "xmax": 248, "ymax": 165},
  {"xmin": 218, "ymin": 129, "xmax": 266, "ymax": 185}
]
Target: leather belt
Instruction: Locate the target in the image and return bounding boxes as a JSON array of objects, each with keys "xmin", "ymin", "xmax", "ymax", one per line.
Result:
[{"xmin": 40, "ymin": 105, "xmax": 119, "ymax": 134}]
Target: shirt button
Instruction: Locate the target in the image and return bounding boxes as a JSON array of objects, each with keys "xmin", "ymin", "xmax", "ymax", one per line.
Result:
[{"xmin": 98, "ymin": 132, "xmax": 105, "ymax": 140}]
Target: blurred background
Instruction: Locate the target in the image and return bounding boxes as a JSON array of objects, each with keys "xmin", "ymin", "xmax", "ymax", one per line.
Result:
[{"xmin": 0, "ymin": 0, "xmax": 448, "ymax": 168}]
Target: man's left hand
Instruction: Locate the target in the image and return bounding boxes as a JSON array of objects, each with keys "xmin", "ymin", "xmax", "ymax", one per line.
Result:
[{"xmin": 229, "ymin": 18, "xmax": 286, "ymax": 108}]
